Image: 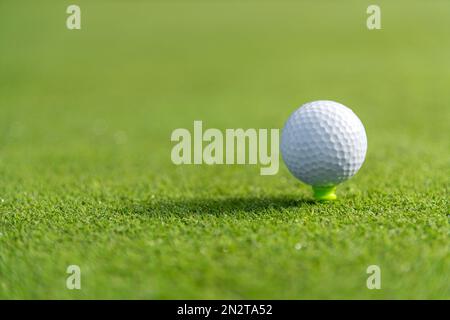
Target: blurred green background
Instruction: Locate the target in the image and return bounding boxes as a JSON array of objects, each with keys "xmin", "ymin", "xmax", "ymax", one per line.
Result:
[{"xmin": 0, "ymin": 1, "xmax": 448, "ymax": 299}]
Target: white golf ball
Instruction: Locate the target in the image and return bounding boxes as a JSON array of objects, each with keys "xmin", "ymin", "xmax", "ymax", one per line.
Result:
[{"xmin": 281, "ymin": 100, "xmax": 367, "ymax": 187}]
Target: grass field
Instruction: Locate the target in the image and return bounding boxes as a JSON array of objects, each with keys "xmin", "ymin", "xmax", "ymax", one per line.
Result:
[{"xmin": 0, "ymin": 1, "xmax": 449, "ymax": 299}]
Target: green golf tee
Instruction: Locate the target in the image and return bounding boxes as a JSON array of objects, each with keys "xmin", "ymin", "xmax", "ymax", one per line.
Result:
[{"xmin": 312, "ymin": 186, "xmax": 337, "ymax": 201}]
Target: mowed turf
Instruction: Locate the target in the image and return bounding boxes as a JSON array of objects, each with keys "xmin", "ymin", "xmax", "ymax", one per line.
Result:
[{"xmin": 0, "ymin": 1, "xmax": 448, "ymax": 299}]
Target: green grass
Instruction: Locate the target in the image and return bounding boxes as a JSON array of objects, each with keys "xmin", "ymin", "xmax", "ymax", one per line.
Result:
[{"xmin": 0, "ymin": 0, "xmax": 449, "ymax": 299}]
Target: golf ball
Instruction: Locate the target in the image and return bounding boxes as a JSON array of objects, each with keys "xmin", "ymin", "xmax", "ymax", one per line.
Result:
[{"xmin": 281, "ymin": 100, "xmax": 367, "ymax": 199}]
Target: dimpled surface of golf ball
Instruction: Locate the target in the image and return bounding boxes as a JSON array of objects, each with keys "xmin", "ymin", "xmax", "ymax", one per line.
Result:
[{"xmin": 281, "ymin": 100, "xmax": 367, "ymax": 187}]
